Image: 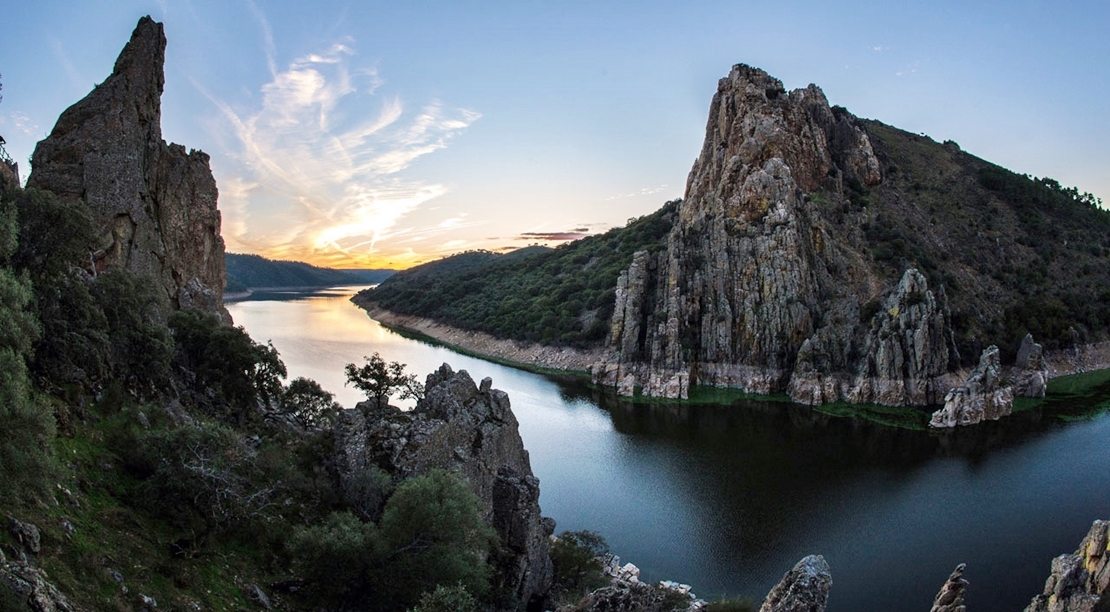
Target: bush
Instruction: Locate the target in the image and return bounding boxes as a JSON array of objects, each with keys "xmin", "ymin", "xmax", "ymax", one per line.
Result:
[
  {"xmin": 128, "ymin": 422, "xmax": 274, "ymax": 539},
  {"xmin": 290, "ymin": 469, "xmax": 494, "ymax": 612},
  {"xmin": 280, "ymin": 377, "xmax": 340, "ymax": 429},
  {"xmin": 169, "ymin": 309, "xmax": 286, "ymax": 424},
  {"xmin": 551, "ymin": 530, "xmax": 610, "ymax": 600},
  {"xmin": 90, "ymin": 268, "xmax": 173, "ymax": 393},
  {"xmin": 409, "ymin": 583, "xmax": 479, "ymax": 612}
]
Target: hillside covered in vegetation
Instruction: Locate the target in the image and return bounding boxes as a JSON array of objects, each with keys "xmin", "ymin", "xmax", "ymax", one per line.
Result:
[
  {"xmin": 355, "ymin": 202, "xmax": 678, "ymax": 348},
  {"xmin": 225, "ymin": 253, "xmax": 393, "ymax": 293}
]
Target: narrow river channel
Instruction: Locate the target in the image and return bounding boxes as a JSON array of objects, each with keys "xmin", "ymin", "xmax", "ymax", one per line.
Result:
[{"xmin": 228, "ymin": 286, "xmax": 1110, "ymax": 612}]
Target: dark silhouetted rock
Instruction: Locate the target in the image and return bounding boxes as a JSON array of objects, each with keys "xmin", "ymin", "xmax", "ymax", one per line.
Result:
[{"xmin": 27, "ymin": 16, "xmax": 227, "ymax": 317}]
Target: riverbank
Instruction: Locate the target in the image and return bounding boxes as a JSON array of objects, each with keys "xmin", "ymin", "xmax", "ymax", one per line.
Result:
[
  {"xmin": 224, "ymin": 284, "xmax": 371, "ymax": 303},
  {"xmin": 356, "ymin": 302, "xmax": 605, "ymax": 376}
]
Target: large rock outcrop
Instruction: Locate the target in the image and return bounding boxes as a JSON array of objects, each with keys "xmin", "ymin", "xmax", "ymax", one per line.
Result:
[
  {"xmin": 593, "ymin": 64, "xmax": 953, "ymax": 406},
  {"xmin": 333, "ymin": 364, "xmax": 554, "ymax": 605},
  {"xmin": 930, "ymin": 564, "xmax": 969, "ymax": 612},
  {"xmin": 1024, "ymin": 520, "xmax": 1109, "ymax": 612},
  {"xmin": 27, "ymin": 16, "xmax": 226, "ymax": 316}
]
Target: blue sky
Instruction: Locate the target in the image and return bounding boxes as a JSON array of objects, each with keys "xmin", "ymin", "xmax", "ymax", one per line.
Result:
[{"xmin": 3, "ymin": 1, "xmax": 1108, "ymax": 268}]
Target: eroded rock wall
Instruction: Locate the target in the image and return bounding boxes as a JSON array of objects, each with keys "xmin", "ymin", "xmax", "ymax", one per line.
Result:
[{"xmin": 27, "ymin": 16, "xmax": 226, "ymax": 315}]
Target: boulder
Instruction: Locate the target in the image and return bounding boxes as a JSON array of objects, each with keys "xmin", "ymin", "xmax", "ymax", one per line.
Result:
[
  {"xmin": 27, "ymin": 16, "xmax": 227, "ymax": 318},
  {"xmin": 930, "ymin": 346, "xmax": 1013, "ymax": 428},
  {"xmin": 334, "ymin": 364, "xmax": 554, "ymax": 605}
]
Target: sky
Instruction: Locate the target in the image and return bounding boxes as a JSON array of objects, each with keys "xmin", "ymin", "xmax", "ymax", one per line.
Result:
[{"xmin": 2, "ymin": 1, "xmax": 1108, "ymax": 269}]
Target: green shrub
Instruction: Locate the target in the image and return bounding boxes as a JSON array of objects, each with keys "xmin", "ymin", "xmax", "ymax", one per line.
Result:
[
  {"xmin": 280, "ymin": 377, "xmax": 340, "ymax": 429},
  {"xmin": 345, "ymin": 353, "xmax": 423, "ymax": 410},
  {"xmin": 409, "ymin": 583, "xmax": 479, "ymax": 612},
  {"xmin": 550, "ymin": 530, "xmax": 610, "ymax": 602},
  {"xmin": 169, "ymin": 309, "xmax": 286, "ymax": 424},
  {"xmin": 90, "ymin": 268, "xmax": 173, "ymax": 393}
]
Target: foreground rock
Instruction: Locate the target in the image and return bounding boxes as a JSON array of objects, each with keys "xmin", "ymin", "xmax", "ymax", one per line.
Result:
[
  {"xmin": 760, "ymin": 555, "xmax": 832, "ymax": 612},
  {"xmin": 27, "ymin": 16, "xmax": 227, "ymax": 316},
  {"xmin": 930, "ymin": 564, "xmax": 969, "ymax": 612},
  {"xmin": 333, "ymin": 364, "xmax": 554, "ymax": 606},
  {"xmin": 1024, "ymin": 520, "xmax": 1109, "ymax": 612}
]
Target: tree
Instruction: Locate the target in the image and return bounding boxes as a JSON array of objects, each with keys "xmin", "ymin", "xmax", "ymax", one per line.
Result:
[
  {"xmin": 344, "ymin": 353, "xmax": 424, "ymax": 409},
  {"xmin": 280, "ymin": 377, "xmax": 340, "ymax": 429},
  {"xmin": 169, "ymin": 309, "xmax": 287, "ymax": 424}
]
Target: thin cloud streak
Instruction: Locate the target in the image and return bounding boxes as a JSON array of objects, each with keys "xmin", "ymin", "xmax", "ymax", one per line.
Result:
[{"xmin": 205, "ymin": 28, "xmax": 480, "ymax": 267}]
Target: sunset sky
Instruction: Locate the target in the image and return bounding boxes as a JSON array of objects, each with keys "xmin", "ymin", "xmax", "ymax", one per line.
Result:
[{"xmin": 3, "ymin": 1, "xmax": 1108, "ymax": 269}]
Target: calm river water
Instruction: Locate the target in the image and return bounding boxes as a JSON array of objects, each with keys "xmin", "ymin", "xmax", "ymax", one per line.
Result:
[{"xmin": 228, "ymin": 286, "xmax": 1110, "ymax": 612}]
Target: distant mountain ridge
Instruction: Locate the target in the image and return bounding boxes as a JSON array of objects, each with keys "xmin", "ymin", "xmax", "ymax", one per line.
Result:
[
  {"xmin": 356, "ymin": 64, "xmax": 1110, "ymax": 408},
  {"xmin": 225, "ymin": 252, "xmax": 393, "ymax": 292}
]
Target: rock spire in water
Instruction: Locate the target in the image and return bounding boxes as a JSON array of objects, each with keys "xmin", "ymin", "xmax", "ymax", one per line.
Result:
[{"xmin": 28, "ymin": 16, "xmax": 227, "ymax": 315}]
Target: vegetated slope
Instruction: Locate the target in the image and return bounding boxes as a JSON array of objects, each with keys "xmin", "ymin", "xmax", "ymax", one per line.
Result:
[
  {"xmin": 355, "ymin": 202, "xmax": 678, "ymax": 348},
  {"xmin": 226, "ymin": 252, "xmax": 394, "ymax": 291},
  {"xmin": 848, "ymin": 120, "xmax": 1110, "ymax": 363}
]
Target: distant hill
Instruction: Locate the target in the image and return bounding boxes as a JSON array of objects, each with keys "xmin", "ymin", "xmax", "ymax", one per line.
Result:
[
  {"xmin": 225, "ymin": 253, "xmax": 394, "ymax": 291},
  {"xmin": 354, "ymin": 204, "xmax": 676, "ymax": 347}
]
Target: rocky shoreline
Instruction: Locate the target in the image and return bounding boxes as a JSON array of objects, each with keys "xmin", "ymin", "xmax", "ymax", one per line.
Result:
[{"xmin": 356, "ymin": 302, "xmax": 605, "ymax": 375}]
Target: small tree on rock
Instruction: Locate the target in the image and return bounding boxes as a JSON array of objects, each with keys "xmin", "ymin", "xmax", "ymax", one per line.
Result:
[
  {"xmin": 281, "ymin": 377, "xmax": 340, "ymax": 429},
  {"xmin": 344, "ymin": 353, "xmax": 424, "ymax": 410}
]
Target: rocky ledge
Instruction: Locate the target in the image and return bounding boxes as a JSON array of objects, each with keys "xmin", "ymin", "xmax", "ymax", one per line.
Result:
[{"xmin": 333, "ymin": 364, "xmax": 555, "ymax": 605}]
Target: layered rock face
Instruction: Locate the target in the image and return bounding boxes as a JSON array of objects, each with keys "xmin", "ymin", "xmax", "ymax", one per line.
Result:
[
  {"xmin": 333, "ymin": 364, "xmax": 554, "ymax": 605},
  {"xmin": 27, "ymin": 17, "xmax": 226, "ymax": 315},
  {"xmin": 1024, "ymin": 520, "xmax": 1109, "ymax": 612},
  {"xmin": 759, "ymin": 555, "xmax": 832, "ymax": 612},
  {"xmin": 594, "ymin": 64, "xmax": 952, "ymax": 405}
]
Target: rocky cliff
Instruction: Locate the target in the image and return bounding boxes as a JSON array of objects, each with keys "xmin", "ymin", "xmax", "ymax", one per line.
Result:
[
  {"xmin": 334, "ymin": 364, "xmax": 554, "ymax": 606},
  {"xmin": 593, "ymin": 65, "xmax": 951, "ymax": 405},
  {"xmin": 27, "ymin": 16, "xmax": 226, "ymax": 316},
  {"xmin": 593, "ymin": 63, "xmax": 1110, "ymax": 407},
  {"xmin": 1024, "ymin": 520, "xmax": 1109, "ymax": 612}
]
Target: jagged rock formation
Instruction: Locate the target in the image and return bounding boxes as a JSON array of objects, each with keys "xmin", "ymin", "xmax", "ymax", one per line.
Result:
[
  {"xmin": 1, "ymin": 557, "xmax": 83, "ymax": 612},
  {"xmin": 930, "ymin": 564, "xmax": 969, "ymax": 612},
  {"xmin": 930, "ymin": 346, "xmax": 1013, "ymax": 427},
  {"xmin": 594, "ymin": 64, "xmax": 953, "ymax": 405},
  {"xmin": 27, "ymin": 16, "xmax": 227, "ymax": 316},
  {"xmin": 1024, "ymin": 520, "xmax": 1109, "ymax": 612},
  {"xmin": 1013, "ymin": 333, "xmax": 1050, "ymax": 398},
  {"xmin": 333, "ymin": 364, "xmax": 554, "ymax": 605},
  {"xmin": 759, "ymin": 555, "xmax": 832, "ymax": 612}
]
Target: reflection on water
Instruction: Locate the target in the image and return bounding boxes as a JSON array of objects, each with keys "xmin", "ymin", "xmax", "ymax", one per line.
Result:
[{"xmin": 228, "ymin": 288, "xmax": 1110, "ymax": 612}]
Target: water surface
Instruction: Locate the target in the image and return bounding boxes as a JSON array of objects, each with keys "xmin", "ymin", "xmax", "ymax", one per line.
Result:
[{"xmin": 228, "ymin": 287, "xmax": 1110, "ymax": 612}]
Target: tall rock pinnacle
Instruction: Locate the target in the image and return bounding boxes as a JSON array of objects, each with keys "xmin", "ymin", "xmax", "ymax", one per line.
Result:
[
  {"xmin": 28, "ymin": 16, "xmax": 227, "ymax": 316},
  {"xmin": 593, "ymin": 64, "xmax": 952, "ymax": 405}
]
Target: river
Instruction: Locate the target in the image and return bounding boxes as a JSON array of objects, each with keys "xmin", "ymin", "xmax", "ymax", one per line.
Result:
[{"xmin": 227, "ymin": 286, "xmax": 1110, "ymax": 611}]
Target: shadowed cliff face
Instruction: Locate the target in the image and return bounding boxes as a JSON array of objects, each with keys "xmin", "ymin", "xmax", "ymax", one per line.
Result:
[
  {"xmin": 27, "ymin": 16, "xmax": 226, "ymax": 316},
  {"xmin": 594, "ymin": 64, "xmax": 953, "ymax": 405}
]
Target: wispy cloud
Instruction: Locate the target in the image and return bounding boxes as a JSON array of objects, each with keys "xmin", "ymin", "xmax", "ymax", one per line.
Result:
[
  {"xmin": 206, "ymin": 30, "xmax": 480, "ymax": 267},
  {"xmin": 6, "ymin": 112, "xmax": 38, "ymax": 136},
  {"xmin": 870, "ymin": 45, "xmax": 887, "ymax": 52},
  {"xmin": 605, "ymin": 184, "xmax": 669, "ymax": 201},
  {"xmin": 516, "ymin": 228, "xmax": 591, "ymax": 241},
  {"xmin": 48, "ymin": 37, "xmax": 86, "ymax": 92}
]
